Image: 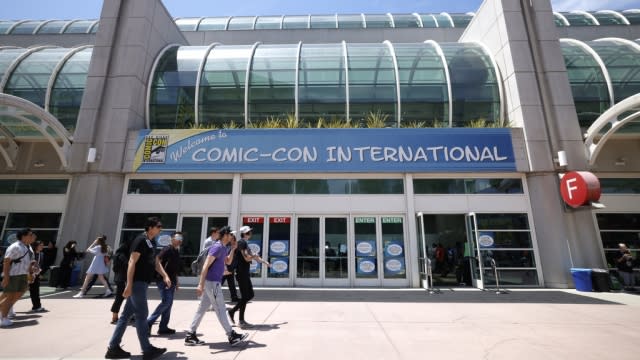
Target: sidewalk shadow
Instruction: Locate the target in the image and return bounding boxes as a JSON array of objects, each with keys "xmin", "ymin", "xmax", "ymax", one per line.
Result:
[
  {"xmin": 130, "ymin": 351, "xmax": 189, "ymax": 359},
  {"xmin": 210, "ymin": 339, "xmax": 266, "ymax": 355},
  {"xmin": 12, "ymin": 313, "xmax": 42, "ymax": 320},
  {"xmin": 4, "ymin": 319, "xmax": 39, "ymax": 328},
  {"xmin": 241, "ymin": 321, "xmax": 287, "ymax": 331}
]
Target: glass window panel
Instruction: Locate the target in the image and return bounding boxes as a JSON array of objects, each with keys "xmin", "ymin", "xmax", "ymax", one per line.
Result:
[
  {"xmin": 600, "ymin": 232, "xmax": 640, "ymax": 250},
  {"xmin": 347, "ymin": 43, "xmax": 397, "ymax": 126},
  {"xmin": 127, "ymin": 179, "xmax": 182, "ymax": 194},
  {"xmin": 562, "ymin": 12, "xmax": 596, "ymax": 26},
  {"xmin": 600, "ymin": 178, "xmax": 640, "ymax": 194},
  {"xmin": 476, "ymin": 213, "xmax": 530, "ymax": 230},
  {"xmin": 441, "ymin": 43, "xmax": 500, "ymax": 127},
  {"xmin": 175, "ymin": 18, "xmax": 201, "ymax": 31},
  {"xmin": 355, "ymin": 217, "xmax": 377, "ymax": 278},
  {"xmin": 553, "ymin": 13, "xmax": 568, "ymax": 26},
  {"xmin": 255, "ymin": 16, "xmax": 282, "ymax": 29},
  {"xmin": 0, "ymin": 180, "xmax": 17, "ymax": 193},
  {"xmin": 14, "ymin": 179, "xmax": 68, "ymax": 194},
  {"xmin": 180, "ymin": 216, "xmax": 203, "ymax": 275},
  {"xmin": 150, "ymin": 46, "xmax": 207, "ymax": 128},
  {"xmin": 5, "ymin": 48, "xmax": 70, "ymax": 107},
  {"xmin": 122, "ymin": 213, "xmax": 177, "ymax": 229},
  {"xmin": 241, "ymin": 218, "xmax": 265, "ymax": 278},
  {"xmin": 64, "ymin": 20, "xmax": 96, "ymax": 33},
  {"xmin": 248, "ymin": 44, "xmax": 297, "ymax": 123},
  {"xmin": 395, "ymin": 43, "xmax": 448, "ymax": 126},
  {"xmin": 227, "ymin": 16, "xmax": 256, "ymax": 30},
  {"xmin": 325, "ymin": 217, "xmax": 348, "ymax": 278},
  {"xmin": 183, "ymin": 179, "xmax": 232, "ymax": 194},
  {"xmin": 0, "ymin": 21, "xmax": 19, "ymax": 34},
  {"xmin": 413, "ymin": 179, "xmax": 466, "ymax": 194},
  {"xmin": 89, "ymin": 22, "xmax": 99, "ymax": 33},
  {"xmin": 479, "ymin": 231, "xmax": 533, "ymax": 248},
  {"xmin": 449, "ymin": 14, "xmax": 474, "ymax": 27},
  {"xmin": 483, "ymin": 269, "xmax": 539, "ymax": 285},
  {"xmin": 268, "ymin": 218, "xmax": 290, "ymax": 278},
  {"xmin": 596, "ymin": 213, "xmax": 640, "ymax": 231},
  {"xmin": 196, "ymin": 17, "xmax": 228, "ymax": 30},
  {"xmin": 364, "ymin": 14, "xmax": 393, "ymax": 28},
  {"xmin": 310, "ymin": 15, "xmax": 336, "ymax": 29},
  {"xmin": 560, "ymin": 41, "xmax": 610, "ymax": 128},
  {"xmin": 199, "ymin": 45, "xmax": 253, "ymax": 127},
  {"xmin": 480, "ymin": 250, "xmax": 535, "ymax": 268},
  {"xmin": 50, "ymin": 47, "xmax": 92, "ymax": 131},
  {"xmin": 587, "ymin": 39, "xmax": 640, "ymax": 105},
  {"xmin": 392, "ymin": 14, "xmax": 420, "ymax": 28},
  {"xmin": 37, "ymin": 20, "xmax": 69, "ymax": 34},
  {"xmin": 419, "ymin": 14, "xmax": 438, "ymax": 28},
  {"xmin": 622, "ymin": 10, "xmax": 640, "ymax": 25},
  {"xmin": 295, "ymin": 179, "xmax": 350, "ymax": 194},
  {"xmin": 337, "ymin": 14, "xmax": 364, "ymax": 29},
  {"xmin": 466, "ymin": 178, "xmax": 523, "ymax": 194},
  {"xmin": 299, "ymin": 44, "xmax": 346, "ymax": 124},
  {"xmin": 592, "ymin": 12, "xmax": 626, "ymax": 25},
  {"xmin": 10, "ymin": 21, "xmax": 43, "ymax": 34},
  {"xmin": 7, "ymin": 213, "xmax": 61, "ymax": 228},
  {"xmin": 0, "ymin": 48, "xmax": 29, "ymax": 85},
  {"xmin": 350, "ymin": 179, "xmax": 403, "ymax": 194},
  {"xmin": 382, "ymin": 217, "xmax": 406, "ymax": 279},
  {"xmin": 297, "ymin": 217, "xmax": 319, "ymax": 278},
  {"xmin": 242, "ymin": 179, "xmax": 294, "ymax": 194},
  {"xmin": 433, "ymin": 14, "xmax": 453, "ymax": 28},
  {"xmin": 282, "ymin": 15, "xmax": 308, "ymax": 29}
]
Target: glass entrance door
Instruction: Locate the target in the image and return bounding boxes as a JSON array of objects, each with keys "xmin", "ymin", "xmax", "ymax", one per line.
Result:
[
  {"xmin": 294, "ymin": 216, "xmax": 349, "ymax": 286},
  {"xmin": 465, "ymin": 213, "xmax": 485, "ymax": 289}
]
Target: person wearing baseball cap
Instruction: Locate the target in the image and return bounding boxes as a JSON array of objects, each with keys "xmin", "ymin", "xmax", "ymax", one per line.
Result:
[{"xmin": 228, "ymin": 225, "xmax": 270, "ymax": 328}]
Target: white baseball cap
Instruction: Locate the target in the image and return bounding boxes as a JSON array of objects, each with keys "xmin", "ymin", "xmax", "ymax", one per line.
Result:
[{"xmin": 239, "ymin": 225, "xmax": 253, "ymax": 234}]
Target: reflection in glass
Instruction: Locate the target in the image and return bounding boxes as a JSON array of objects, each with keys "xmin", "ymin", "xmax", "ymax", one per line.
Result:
[
  {"xmin": 325, "ymin": 218, "xmax": 348, "ymax": 278},
  {"xmin": 50, "ymin": 48, "xmax": 93, "ymax": 131},
  {"xmin": 268, "ymin": 220, "xmax": 291, "ymax": 278},
  {"xmin": 355, "ymin": 217, "xmax": 377, "ymax": 278},
  {"xmin": 382, "ymin": 217, "xmax": 405, "ymax": 279},
  {"xmin": 297, "ymin": 218, "xmax": 319, "ymax": 278}
]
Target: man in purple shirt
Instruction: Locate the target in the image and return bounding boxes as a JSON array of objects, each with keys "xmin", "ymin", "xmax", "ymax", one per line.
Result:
[{"xmin": 184, "ymin": 226, "xmax": 248, "ymax": 347}]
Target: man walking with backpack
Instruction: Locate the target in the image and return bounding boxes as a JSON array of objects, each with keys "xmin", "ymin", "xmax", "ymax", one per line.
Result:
[
  {"xmin": 109, "ymin": 234, "xmax": 131, "ymax": 324},
  {"xmin": 185, "ymin": 226, "xmax": 248, "ymax": 347},
  {"xmin": 105, "ymin": 217, "xmax": 171, "ymax": 360},
  {"xmin": 147, "ymin": 232, "xmax": 183, "ymax": 335}
]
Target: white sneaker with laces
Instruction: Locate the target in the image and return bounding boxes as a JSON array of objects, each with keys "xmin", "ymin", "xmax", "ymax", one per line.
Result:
[
  {"xmin": 0, "ymin": 317, "xmax": 13, "ymax": 327},
  {"xmin": 72, "ymin": 292, "xmax": 84, "ymax": 298},
  {"xmin": 7, "ymin": 309, "xmax": 15, "ymax": 318},
  {"xmin": 103, "ymin": 289, "xmax": 113, "ymax": 297}
]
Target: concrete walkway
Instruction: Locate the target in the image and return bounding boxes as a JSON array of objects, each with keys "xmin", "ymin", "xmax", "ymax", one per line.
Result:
[{"xmin": 2, "ymin": 287, "xmax": 639, "ymax": 359}]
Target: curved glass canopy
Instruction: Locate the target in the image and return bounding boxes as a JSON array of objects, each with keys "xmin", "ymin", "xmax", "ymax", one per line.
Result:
[
  {"xmin": 0, "ymin": 19, "xmax": 98, "ymax": 34},
  {"xmin": 0, "ymin": 46, "xmax": 92, "ymax": 132},
  {"xmin": 560, "ymin": 37, "xmax": 640, "ymax": 129},
  {"xmin": 148, "ymin": 41, "xmax": 502, "ymax": 129}
]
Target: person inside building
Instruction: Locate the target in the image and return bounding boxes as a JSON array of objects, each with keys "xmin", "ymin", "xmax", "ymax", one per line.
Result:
[{"xmin": 615, "ymin": 243, "xmax": 636, "ymax": 290}]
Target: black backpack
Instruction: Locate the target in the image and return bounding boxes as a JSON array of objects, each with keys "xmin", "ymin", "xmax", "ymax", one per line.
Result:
[
  {"xmin": 112, "ymin": 240, "xmax": 130, "ymax": 274},
  {"xmin": 191, "ymin": 246, "xmax": 211, "ymax": 276}
]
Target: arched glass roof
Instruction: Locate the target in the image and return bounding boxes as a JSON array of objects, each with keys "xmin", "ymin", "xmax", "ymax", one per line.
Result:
[
  {"xmin": 561, "ymin": 37, "xmax": 640, "ymax": 129},
  {"xmin": 148, "ymin": 41, "xmax": 502, "ymax": 129},
  {"xmin": 0, "ymin": 46, "xmax": 92, "ymax": 132},
  {"xmin": 0, "ymin": 19, "xmax": 98, "ymax": 34}
]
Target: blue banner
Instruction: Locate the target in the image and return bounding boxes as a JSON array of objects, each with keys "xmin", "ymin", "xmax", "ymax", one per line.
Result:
[
  {"xmin": 384, "ymin": 257, "xmax": 406, "ymax": 276},
  {"xmin": 247, "ymin": 240, "xmax": 262, "ymax": 274},
  {"xmin": 357, "ymin": 257, "xmax": 377, "ymax": 274},
  {"xmin": 269, "ymin": 240, "xmax": 289, "ymax": 256},
  {"xmin": 133, "ymin": 128, "xmax": 516, "ymax": 173},
  {"xmin": 355, "ymin": 240, "xmax": 376, "ymax": 257}
]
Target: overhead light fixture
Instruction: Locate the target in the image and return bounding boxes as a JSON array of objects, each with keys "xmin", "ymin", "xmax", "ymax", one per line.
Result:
[
  {"xmin": 557, "ymin": 150, "xmax": 568, "ymax": 167},
  {"xmin": 87, "ymin": 147, "xmax": 97, "ymax": 163},
  {"xmin": 33, "ymin": 160, "xmax": 45, "ymax": 168}
]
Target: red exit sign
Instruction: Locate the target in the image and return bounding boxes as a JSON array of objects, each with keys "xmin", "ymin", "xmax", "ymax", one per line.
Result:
[
  {"xmin": 269, "ymin": 217, "xmax": 291, "ymax": 224},
  {"xmin": 243, "ymin": 217, "xmax": 264, "ymax": 224}
]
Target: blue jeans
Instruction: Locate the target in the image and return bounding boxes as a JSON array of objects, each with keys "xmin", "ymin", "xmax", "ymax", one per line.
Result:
[
  {"xmin": 147, "ymin": 281, "xmax": 175, "ymax": 330},
  {"xmin": 108, "ymin": 281, "xmax": 152, "ymax": 352}
]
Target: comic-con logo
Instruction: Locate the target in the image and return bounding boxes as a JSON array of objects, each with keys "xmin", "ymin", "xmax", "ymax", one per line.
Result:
[{"xmin": 143, "ymin": 135, "xmax": 169, "ymax": 163}]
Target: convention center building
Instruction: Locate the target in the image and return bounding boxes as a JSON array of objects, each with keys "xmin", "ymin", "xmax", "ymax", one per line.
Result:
[{"xmin": 0, "ymin": 0, "xmax": 639, "ymax": 288}]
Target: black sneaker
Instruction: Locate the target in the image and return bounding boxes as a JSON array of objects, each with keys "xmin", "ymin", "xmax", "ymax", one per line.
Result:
[
  {"xmin": 105, "ymin": 345, "xmax": 131, "ymax": 359},
  {"xmin": 157, "ymin": 327, "xmax": 176, "ymax": 335},
  {"xmin": 184, "ymin": 332, "xmax": 205, "ymax": 346},
  {"xmin": 142, "ymin": 345, "xmax": 166, "ymax": 360},
  {"xmin": 228, "ymin": 330, "xmax": 249, "ymax": 347}
]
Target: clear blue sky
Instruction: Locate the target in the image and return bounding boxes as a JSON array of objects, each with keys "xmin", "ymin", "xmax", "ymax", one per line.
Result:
[{"xmin": 2, "ymin": 0, "xmax": 640, "ymax": 19}]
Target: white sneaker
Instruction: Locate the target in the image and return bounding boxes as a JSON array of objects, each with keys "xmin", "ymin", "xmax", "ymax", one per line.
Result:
[
  {"xmin": 73, "ymin": 292, "xmax": 84, "ymax": 298},
  {"xmin": 7, "ymin": 308, "xmax": 15, "ymax": 318},
  {"xmin": 0, "ymin": 318, "xmax": 13, "ymax": 327}
]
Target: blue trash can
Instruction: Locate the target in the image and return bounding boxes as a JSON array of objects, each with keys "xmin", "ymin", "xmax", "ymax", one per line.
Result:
[
  {"xmin": 70, "ymin": 264, "xmax": 81, "ymax": 287},
  {"xmin": 571, "ymin": 268, "xmax": 592, "ymax": 292}
]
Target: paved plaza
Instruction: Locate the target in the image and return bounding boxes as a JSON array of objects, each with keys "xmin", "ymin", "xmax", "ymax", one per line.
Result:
[{"xmin": 2, "ymin": 287, "xmax": 640, "ymax": 359}]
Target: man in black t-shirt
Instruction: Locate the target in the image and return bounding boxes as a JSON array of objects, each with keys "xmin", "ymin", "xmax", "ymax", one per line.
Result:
[
  {"xmin": 147, "ymin": 232, "xmax": 183, "ymax": 335},
  {"xmin": 105, "ymin": 217, "xmax": 171, "ymax": 360}
]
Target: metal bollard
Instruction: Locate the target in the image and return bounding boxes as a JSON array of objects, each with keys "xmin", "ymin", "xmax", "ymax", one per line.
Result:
[{"xmin": 490, "ymin": 258, "xmax": 505, "ymax": 294}]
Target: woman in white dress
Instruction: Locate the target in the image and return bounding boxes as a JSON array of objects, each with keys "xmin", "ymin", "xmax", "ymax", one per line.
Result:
[{"xmin": 73, "ymin": 236, "xmax": 113, "ymax": 298}]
